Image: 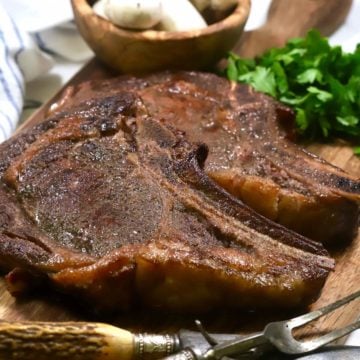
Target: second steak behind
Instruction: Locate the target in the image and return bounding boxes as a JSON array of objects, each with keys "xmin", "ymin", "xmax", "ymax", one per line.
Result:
[{"xmin": 60, "ymin": 71, "xmax": 360, "ymax": 244}]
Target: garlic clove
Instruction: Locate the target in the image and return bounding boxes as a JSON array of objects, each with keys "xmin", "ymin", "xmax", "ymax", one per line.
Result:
[
  {"xmin": 104, "ymin": 0, "xmax": 163, "ymax": 30},
  {"xmin": 159, "ymin": 0, "xmax": 207, "ymax": 32},
  {"xmin": 93, "ymin": 0, "xmax": 108, "ymax": 19}
]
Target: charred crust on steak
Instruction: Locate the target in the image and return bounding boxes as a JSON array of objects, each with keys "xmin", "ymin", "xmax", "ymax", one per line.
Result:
[
  {"xmin": 0, "ymin": 79, "xmax": 337, "ymax": 313},
  {"xmin": 57, "ymin": 71, "xmax": 360, "ymax": 244}
]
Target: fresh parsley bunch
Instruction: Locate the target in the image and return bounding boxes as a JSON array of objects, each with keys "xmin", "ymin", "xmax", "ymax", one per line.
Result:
[{"xmin": 225, "ymin": 30, "xmax": 360, "ymax": 151}]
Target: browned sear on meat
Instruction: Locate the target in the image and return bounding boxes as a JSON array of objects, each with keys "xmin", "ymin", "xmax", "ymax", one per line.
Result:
[{"xmin": 0, "ymin": 78, "xmax": 336, "ymax": 313}]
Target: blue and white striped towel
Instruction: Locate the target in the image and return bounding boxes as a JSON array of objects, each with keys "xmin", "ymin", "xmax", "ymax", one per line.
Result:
[
  {"xmin": 0, "ymin": 2, "xmax": 54, "ymax": 143},
  {"xmin": 0, "ymin": 0, "xmax": 92, "ymax": 144}
]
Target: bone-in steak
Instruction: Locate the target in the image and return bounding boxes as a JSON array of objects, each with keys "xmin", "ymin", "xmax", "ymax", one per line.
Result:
[
  {"xmin": 0, "ymin": 90, "xmax": 333, "ymax": 313},
  {"xmin": 59, "ymin": 72, "xmax": 360, "ymax": 244}
]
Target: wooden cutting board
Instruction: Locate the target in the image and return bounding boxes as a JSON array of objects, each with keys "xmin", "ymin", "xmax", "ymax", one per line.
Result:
[{"xmin": 0, "ymin": 0, "xmax": 359, "ymax": 345}]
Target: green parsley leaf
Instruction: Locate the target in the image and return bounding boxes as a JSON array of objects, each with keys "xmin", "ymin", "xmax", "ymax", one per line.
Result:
[
  {"xmin": 226, "ymin": 56, "xmax": 238, "ymax": 81},
  {"xmin": 295, "ymin": 108, "xmax": 308, "ymax": 131},
  {"xmin": 354, "ymin": 146, "xmax": 360, "ymax": 155},
  {"xmin": 336, "ymin": 115, "xmax": 359, "ymax": 127},
  {"xmin": 307, "ymin": 87, "xmax": 333, "ymax": 102},
  {"xmin": 239, "ymin": 67, "xmax": 277, "ymax": 97},
  {"xmin": 297, "ymin": 69, "xmax": 323, "ymax": 84}
]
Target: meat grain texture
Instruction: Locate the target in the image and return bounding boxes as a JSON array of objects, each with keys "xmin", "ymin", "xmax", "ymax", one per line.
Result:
[
  {"xmin": 0, "ymin": 71, "xmax": 356, "ymax": 313},
  {"xmin": 61, "ymin": 72, "xmax": 360, "ymax": 244}
]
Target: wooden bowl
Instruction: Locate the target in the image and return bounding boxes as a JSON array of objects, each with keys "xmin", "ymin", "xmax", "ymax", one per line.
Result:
[{"xmin": 71, "ymin": 0, "xmax": 251, "ymax": 74}]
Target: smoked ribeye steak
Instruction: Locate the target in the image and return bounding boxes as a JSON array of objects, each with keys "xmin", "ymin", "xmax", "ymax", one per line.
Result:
[
  {"xmin": 58, "ymin": 72, "xmax": 360, "ymax": 244},
  {"xmin": 0, "ymin": 92, "xmax": 333, "ymax": 312}
]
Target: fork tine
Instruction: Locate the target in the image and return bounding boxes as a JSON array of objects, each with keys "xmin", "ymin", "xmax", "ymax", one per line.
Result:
[
  {"xmin": 294, "ymin": 318, "xmax": 360, "ymax": 354},
  {"xmin": 287, "ymin": 290, "xmax": 360, "ymax": 329}
]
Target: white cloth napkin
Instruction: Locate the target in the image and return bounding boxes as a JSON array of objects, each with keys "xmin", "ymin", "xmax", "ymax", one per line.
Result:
[
  {"xmin": 0, "ymin": 0, "xmax": 92, "ymax": 144},
  {"xmin": 0, "ymin": 2, "xmax": 50, "ymax": 143},
  {"xmin": 2, "ymin": 0, "xmax": 74, "ymax": 33}
]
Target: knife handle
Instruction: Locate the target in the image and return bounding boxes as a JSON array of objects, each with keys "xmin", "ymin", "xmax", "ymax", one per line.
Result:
[{"xmin": 0, "ymin": 321, "xmax": 179, "ymax": 360}]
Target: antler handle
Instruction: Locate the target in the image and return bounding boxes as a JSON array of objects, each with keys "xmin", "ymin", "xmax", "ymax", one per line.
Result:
[{"xmin": 0, "ymin": 321, "xmax": 179, "ymax": 360}]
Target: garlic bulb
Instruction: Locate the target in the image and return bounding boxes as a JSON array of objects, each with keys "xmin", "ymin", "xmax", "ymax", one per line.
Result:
[
  {"xmin": 92, "ymin": 0, "xmax": 208, "ymax": 32},
  {"xmin": 93, "ymin": 0, "xmax": 107, "ymax": 19},
  {"xmin": 104, "ymin": 0, "xmax": 163, "ymax": 30},
  {"xmin": 159, "ymin": 0, "xmax": 207, "ymax": 32}
]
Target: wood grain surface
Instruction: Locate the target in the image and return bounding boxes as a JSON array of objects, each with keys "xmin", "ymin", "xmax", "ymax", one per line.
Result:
[{"xmin": 1, "ymin": 0, "xmax": 359, "ymax": 349}]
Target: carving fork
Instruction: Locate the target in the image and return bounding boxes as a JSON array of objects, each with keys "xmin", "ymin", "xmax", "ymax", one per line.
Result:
[
  {"xmin": 0, "ymin": 290, "xmax": 359, "ymax": 360},
  {"xmin": 165, "ymin": 290, "xmax": 360, "ymax": 359}
]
